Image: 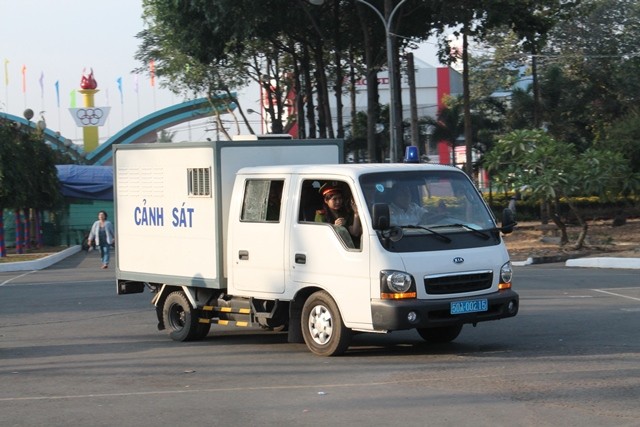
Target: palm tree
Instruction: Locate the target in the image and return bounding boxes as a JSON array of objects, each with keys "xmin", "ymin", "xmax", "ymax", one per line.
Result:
[{"xmin": 423, "ymin": 96, "xmax": 464, "ymax": 166}]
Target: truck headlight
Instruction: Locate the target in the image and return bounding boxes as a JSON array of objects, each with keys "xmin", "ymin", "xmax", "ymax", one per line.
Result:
[
  {"xmin": 499, "ymin": 261, "xmax": 513, "ymax": 290},
  {"xmin": 380, "ymin": 270, "xmax": 416, "ymax": 299}
]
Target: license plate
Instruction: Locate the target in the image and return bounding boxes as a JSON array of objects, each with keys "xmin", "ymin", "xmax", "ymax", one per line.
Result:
[{"xmin": 451, "ymin": 299, "xmax": 488, "ymax": 315}]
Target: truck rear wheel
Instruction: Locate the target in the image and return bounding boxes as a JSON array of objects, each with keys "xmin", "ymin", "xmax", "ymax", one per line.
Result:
[
  {"xmin": 301, "ymin": 291, "xmax": 351, "ymax": 356},
  {"xmin": 162, "ymin": 291, "xmax": 210, "ymax": 341},
  {"xmin": 417, "ymin": 325, "xmax": 462, "ymax": 343}
]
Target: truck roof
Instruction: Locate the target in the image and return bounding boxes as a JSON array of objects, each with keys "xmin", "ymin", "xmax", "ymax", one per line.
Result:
[{"xmin": 236, "ymin": 163, "xmax": 462, "ymax": 178}]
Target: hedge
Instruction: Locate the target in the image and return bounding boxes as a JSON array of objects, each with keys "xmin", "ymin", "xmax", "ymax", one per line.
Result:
[{"xmin": 484, "ymin": 192, "xmax": 639, "ymax": 223}]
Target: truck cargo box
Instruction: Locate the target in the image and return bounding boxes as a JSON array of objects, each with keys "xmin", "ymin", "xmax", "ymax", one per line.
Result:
[{"xmin": 114, "ymin": 139, "xmax": 342, "ymax": 289}]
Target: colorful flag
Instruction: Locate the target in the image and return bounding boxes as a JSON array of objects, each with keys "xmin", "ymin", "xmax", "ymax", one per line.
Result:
[
  {"xmin": 70, "ymin": 89, "xmax": 76, "ymax": 108},
  {"xmin": 149, "ymin": 59, "xmax": 155, "ymax": 87},
  {"xmin": 3, "ymin": 59, "xmax": 8, "ymax": 86},
  {"xmin": 21, "ymin": 64, "xmax": 26, "ymax": 93},
  {"xmin": 39, "ymin": 71, "xmax": 44, "ymax": 98},
  {"xmin": 55, "ymin": 80, "xmax": 60, "ymax": 107},
  {"xmin": 116, "ymin": 77, "xmax": 123, "ymax": 104}
]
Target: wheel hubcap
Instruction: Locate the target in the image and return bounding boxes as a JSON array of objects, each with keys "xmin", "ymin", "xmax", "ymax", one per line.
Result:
[{"xmin": 308, "ymin": 305, "xmax": 333, "ymax": 345}]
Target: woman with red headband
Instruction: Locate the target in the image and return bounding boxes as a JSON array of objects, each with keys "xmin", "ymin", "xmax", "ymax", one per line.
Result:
[{"xmin": 315, "ymin": 183, "xmax": 362, "ymax": 248}]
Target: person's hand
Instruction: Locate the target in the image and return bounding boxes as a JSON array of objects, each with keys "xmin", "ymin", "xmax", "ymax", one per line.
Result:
[
  {"xmin": 335, "ymin": 217, "xmax": 346, "ymax": 226},
  {"xmin": 350, "ymin": 199, "xmax": 358, "ymax": 214}
]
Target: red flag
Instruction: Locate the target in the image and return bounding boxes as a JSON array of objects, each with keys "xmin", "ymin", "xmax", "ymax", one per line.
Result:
[
  {"xmin": 149, "ymin": 59, "xmax": 155, "ymax": 87},
  {"xmin": 21, "ymin": 64, "xmax": 26, "ymax": 93}
]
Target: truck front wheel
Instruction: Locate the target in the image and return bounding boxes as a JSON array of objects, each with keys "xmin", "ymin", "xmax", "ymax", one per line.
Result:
[
  {"xmin": 301, "ymin": 291, "xmax": 351, "ymax": 356},
  {"xmin": 417, "ymin": 325, "xmax": 462, "ymax": 343},
  {"xmin": 162, "ymin": 291, "xmax": 210, "ymax": 341}
]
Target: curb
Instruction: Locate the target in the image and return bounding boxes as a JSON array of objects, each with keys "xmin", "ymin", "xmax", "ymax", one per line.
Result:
[
  {"xmin": 566, "ymin": 257, "xmax": 640, "ymax": 270},
  {"xmin": 0, "ymin": 246, "xmax": 82, "ymax": 272},
  {"xmin": 513, "ymin": 254, "xmax": 571, "ymax": 266},
  {"xmin": 513, "ymin": 255, "xmax": 640, "ymax": 269}
]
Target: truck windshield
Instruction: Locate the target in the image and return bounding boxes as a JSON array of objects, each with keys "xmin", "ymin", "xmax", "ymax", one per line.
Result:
[{"xmin": 360, "ymin": 170, "xmax": 495, "ymax": 232}]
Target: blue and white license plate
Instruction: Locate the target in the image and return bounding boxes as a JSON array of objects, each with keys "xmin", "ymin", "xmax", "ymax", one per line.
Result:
[{"xmin": 451, "ymin": 299, "xmax": 488, "ymax": 315}]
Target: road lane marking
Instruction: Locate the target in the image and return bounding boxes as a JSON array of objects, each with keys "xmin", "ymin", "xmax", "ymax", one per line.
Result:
[
  {"xmin": 593, "ymin": 289, "xmax": 640, "ymax": 302},
  {"xmin": 0, "ymin": 271, "xmax": 36, "ymax": 287}
]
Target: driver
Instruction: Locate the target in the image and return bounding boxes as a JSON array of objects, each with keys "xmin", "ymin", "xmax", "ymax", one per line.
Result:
[{"xmin": 389, "ymin": 184, "xmax": 428, "ymax": 226}]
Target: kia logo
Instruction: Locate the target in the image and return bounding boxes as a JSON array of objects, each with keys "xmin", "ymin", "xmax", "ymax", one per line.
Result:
[{"xmin": 453, "ymin": 257, "xmax": 464, "ymax": 264}]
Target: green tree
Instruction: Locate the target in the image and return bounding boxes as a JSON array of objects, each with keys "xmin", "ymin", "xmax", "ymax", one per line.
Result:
[
  {"xmin": 0, "ymin": 117, "xmax": 62, "ymax": 256},
  {"xmin": 604, "ymin": 110, "xmax": 640, "ymax": 175},
  {"xmin": 432, "ymin": 0, "xmax": 574, "ymax": 175},
  {"xmin": 484, "ymin": 129, "xmax": 638, "ymax": 249},
  {"xmin": 157, "ymin": 129, "xmax": 175, "ymax": 143},
  {"xmin": 545, "ymin": 0, "xmax": 640, "ymax": 142},
  {"xmin": 422, "ymin": 95, "xmax": 501, "ymax": 171},
  {"xmin": 423, "ymin": 95, "xmax": 464, "ymax": 166}
]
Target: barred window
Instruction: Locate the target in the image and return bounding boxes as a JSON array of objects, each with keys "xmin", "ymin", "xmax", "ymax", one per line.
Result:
[{"xmin": 188, "ymin": 168, "xmax": 211, "ymax": 197}]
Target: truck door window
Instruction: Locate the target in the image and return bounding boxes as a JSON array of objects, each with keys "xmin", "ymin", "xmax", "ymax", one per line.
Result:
[
  {"xmin": 241, "ymin": 179, "xmax": 284, "ymax": 223},
  {"xmin": 300, "ymin": 179, "xmax": 362, "ymax": 250}
]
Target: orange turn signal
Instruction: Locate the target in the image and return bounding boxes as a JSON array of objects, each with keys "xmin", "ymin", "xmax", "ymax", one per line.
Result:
[
  {"xmin": 498, "ymin": 282, "xmax": 511, "ymax": 290},
  {"xmin": 380, "ymin": 292, "xmax": 417, "ymax": 300}
]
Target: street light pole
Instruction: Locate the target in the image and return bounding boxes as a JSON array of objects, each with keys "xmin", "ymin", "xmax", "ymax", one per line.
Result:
[{"xmin": 355, "ymin": 0, "xmax": 408, "ymax": 163}]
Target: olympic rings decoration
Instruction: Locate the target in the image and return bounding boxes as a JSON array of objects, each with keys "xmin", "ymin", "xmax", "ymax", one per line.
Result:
[{"xmin": 75, "ymin": 108, "xmax": 105, "ymax": 126}]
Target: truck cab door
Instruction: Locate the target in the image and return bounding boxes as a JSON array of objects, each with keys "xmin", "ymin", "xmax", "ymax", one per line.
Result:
[
  {"xmin": 230, "ymin": 178, "xmax": 286, "ymax": 294},
  {"xmin": 289, "ymin": 179, "xmax": 372, "ymax": 328}
]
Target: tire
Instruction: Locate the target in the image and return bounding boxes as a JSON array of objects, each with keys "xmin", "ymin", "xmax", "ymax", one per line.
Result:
[
  {"xmin": 162, "ymin": 291, "xmax": 207, "ymax": 342},
  {"xmin": 301, "ymin": 291, "xmax": 351, "ymax": 356},
  {"xmin": 417, "ymin": 325, "xmax": 463, "ymax": 343},
  {"xmin": 193, "ymin": 321, "xmax": 211, "ymax": 340}
]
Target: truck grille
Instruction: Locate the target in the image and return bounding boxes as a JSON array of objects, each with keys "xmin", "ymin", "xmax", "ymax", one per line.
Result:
[{"xmin": 424, "ymin": 271, "xmax": 493, "ymax": 295}]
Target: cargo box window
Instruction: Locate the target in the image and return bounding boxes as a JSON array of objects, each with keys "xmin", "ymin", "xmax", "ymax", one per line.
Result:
[
  {"xmin": 188, "ymin": 167, "xmax": 211, "ymax": 197},
  {"xmin": 241, "ymin": 179, "xmax": 284, "ymax": 222}
]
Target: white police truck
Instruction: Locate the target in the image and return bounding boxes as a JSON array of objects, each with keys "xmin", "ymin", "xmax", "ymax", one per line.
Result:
[{"xmin": 114, "ymin": 139, "xmax": 518, "ymax": 356}]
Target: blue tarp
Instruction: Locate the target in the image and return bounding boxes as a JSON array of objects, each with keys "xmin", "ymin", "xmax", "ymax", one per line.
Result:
[{"xmin": 56, "ymin": 165, "xmax": 113, "ymax": 201}]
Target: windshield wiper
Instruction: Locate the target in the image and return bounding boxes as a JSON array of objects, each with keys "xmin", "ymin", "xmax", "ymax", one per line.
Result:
[
  {"xmin": 401, "ymin": 225, "xmax": 452, "ymax": 243},
  {"xmin": 431, "ymin": 223, "xmax": 491, "ymax": 240}
]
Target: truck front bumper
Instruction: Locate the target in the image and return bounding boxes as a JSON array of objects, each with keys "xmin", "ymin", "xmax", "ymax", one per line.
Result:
[{"xmin": 371, "ymin": 289, "xmax": 519, "ymax": 331}]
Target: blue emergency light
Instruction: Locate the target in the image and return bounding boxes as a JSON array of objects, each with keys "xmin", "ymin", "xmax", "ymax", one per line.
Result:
[{"xmin": 404, "ymin": 146, "xmax": 419, "ymax": 163}]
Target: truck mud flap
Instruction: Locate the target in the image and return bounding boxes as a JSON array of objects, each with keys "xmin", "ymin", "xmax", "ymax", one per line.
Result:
[{"xmin": 117, "ymin": 280, "xmax": 145, "ymax": 295}]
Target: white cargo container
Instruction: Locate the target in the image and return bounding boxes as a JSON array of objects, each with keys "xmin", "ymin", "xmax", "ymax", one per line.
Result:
[{"xmin": 115, "ymin": 140, "xmax": 518, "ymax": 356}]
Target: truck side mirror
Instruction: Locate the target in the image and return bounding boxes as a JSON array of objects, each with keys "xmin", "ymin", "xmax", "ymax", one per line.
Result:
[
  {"xmin": 501, "ymin": 208, "xmax": 516, "ymax": 234},
  {"xmin": 372, "ymin": 203, "xmax": 390, "ymax": 231}
]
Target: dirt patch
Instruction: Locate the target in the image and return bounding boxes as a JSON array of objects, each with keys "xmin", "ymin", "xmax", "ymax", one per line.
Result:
[
  {"xmin": 0, "ymin": 246, "xmax": 71, "ymax": 263},
  {"xmin": 504, "ymin": 218, "xmax": 640, "ymax": 262}
]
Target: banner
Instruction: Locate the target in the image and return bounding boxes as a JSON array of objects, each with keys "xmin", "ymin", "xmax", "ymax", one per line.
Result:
[
  {"xmin": 39, "ymin": 72, "xmax": 44, "ymax": 98},
  {"xmin": 149, "ymin": 59, "xmax": 155, "ymax": 87},
  {"xmin": 116, "ymin": 77, "xmax": 123, "ymax": 104},
  {"xmin": 21, "ymin": 64, "xmax": 26, "ymax": 93},
  {"xmin": 3, "ymin": 59, "xmax": 8, "ymax": 86}
]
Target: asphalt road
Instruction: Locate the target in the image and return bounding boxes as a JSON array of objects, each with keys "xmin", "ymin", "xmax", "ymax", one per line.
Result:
[{"xmin": 1, "ymin": 251, "xmax": 639, "ymax": 427}]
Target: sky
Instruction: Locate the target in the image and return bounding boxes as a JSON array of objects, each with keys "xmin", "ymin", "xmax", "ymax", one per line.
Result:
[{"xmin": 0, "ymin": 0, "xmax": 442, "ymax": 147}]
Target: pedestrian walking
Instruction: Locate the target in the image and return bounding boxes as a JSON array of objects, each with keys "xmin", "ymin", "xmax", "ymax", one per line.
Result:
[{"xmin": 87, "ymin": 210, "xmax": 115, "ymax": 269}]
